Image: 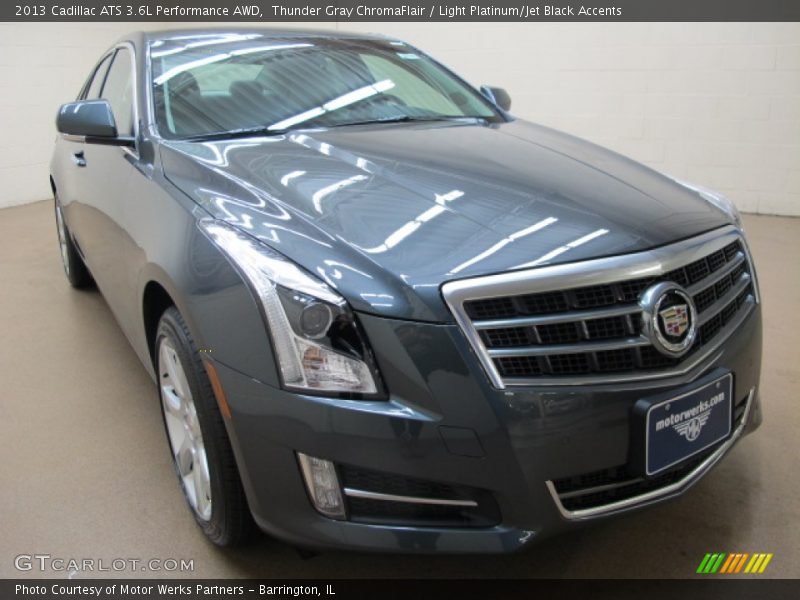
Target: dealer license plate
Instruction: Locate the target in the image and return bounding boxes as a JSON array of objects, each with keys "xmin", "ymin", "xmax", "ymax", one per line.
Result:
[{"xmin": 644, "ymin": 373, "xmax": 733, "ymax": 475}]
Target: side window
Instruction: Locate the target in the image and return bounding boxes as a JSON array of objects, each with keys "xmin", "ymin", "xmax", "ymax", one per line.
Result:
[
  {"xmin": 84, "ymin": 54, "xmax": 112, "ymax": 100},
  {"xmin": 100, "ymin": 48, "xmax": 135, "ymax": 136}
]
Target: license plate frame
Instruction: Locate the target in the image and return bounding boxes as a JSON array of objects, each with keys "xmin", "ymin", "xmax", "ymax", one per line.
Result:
[{"xmin": 631, "ymin": 369, "xmax": 734, "ymax": 477}]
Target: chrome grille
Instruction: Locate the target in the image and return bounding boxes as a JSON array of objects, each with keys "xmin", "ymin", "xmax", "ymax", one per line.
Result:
[{"xmin": 442, "ymin": 227, "xmax": 758, "ymax": 388}]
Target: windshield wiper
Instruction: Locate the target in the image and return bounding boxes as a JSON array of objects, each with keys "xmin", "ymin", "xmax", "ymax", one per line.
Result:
[
  {"xmin": 178, "ymin": 115, "xmax": 489, "ymax": 141},
  {"xmin": 322, "ymin": 115, "xmax": 488, "ymax": 129},
  {"xmin": 179, "ymin": 126, "xmax": 289, "ymax": 142}
]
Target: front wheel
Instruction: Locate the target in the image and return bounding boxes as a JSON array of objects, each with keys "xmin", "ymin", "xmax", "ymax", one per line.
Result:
[
  {"xmin": 54, "ymin": 195, "xmax": 92, "ymax": 288},
  {"xmin": 156, "ymin": 307, "xmax": 254, "ymax": 546}
]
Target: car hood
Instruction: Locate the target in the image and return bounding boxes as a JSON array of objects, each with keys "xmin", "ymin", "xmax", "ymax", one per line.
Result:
[{"xmin": 161, "ymin": 119, "xmax": 730, "ymax": 322}]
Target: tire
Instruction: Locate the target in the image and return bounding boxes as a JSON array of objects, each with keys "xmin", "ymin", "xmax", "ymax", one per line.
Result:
[
  {"xmin": 155, "ymin": 306, "xmax": 254, "ymax": 546},
  {"xmin": 54, "ymin": 194, "xmax": 93, "ymax": 288}
]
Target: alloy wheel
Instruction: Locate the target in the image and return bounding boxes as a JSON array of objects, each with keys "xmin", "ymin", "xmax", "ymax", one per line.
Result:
[{"xmin": 158, "ymin": 338, "xmax": 213, "ymax": 521}]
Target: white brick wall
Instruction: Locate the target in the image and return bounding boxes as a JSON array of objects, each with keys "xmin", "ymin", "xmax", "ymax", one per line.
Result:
[
  {"xmin": 0, "ymin": 23, "xmax": 162, "ymax": 208},
  {"xmin": 1, "ymin": 22, "xmax": 798, "ymax": 216}
]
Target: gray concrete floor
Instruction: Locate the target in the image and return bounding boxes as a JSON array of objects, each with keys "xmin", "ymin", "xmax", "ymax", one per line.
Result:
[{"xmin": 0, "ymin": 200, "xmax": 798, "ymax": 579}]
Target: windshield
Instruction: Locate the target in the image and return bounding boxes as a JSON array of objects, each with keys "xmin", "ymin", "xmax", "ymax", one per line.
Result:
[{"xmin": 149, "ymin": 34, "xmax": 502, "ymax": 139}]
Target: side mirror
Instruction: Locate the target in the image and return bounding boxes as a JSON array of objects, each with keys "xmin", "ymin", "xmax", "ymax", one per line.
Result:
[
  {"xmin": 480, "ymin": 86, "xmax": 512, "ymax": 112},
  {"xmin": 56, "ymin": 100, "xmax": 134, "ymax": 146}
]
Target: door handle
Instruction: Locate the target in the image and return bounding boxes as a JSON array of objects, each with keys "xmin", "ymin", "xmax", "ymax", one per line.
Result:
[{"xmin": 72, "ymin": 151, "xmax": 86, "ymax": 167}]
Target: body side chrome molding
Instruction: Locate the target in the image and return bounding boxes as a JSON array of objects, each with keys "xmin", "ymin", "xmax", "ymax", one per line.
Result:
[{"xmin": 546, "ymin": 386, "xmax": 756, "ymax": 520}]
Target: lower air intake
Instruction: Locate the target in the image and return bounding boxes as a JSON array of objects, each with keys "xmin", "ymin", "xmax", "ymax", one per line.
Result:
[{"xmin": 339, "ymin": 464, "xmax": 500, "ymax": 528}]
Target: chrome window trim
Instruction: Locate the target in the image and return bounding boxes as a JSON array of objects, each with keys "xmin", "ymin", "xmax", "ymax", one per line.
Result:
[
  {"xmin": 109, "ymin": 42, "xmax": 141, "ymax": 159},
  {"xmin": 62, "ymin": 41, "xmax": 141, "ymax": 159},
  {"xmin": 441, "ymin": 225, "xmax": 758, "ymax": 389},
  {"xmin": 143, "ymin": 37, "xmax": 158, "ymax": 137},
  {"xmin": 78, "ymin": 52, "xmax": 113, "ymax": 101},
  {"xmin": 546, "ymin": 386, "xmax": 755, "ymax": 520}
]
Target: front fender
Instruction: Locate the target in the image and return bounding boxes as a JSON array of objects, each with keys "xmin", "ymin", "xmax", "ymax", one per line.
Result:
[{"xmin": 128, "ymin": 172, "xmax": 281, "ymax": 387}]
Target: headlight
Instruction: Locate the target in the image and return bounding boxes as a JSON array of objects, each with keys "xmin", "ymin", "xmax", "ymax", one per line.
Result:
[
  {"xmin": 200, "ymin": 220, "xmax": 383, "ymax": 397},
  {"xmin": 674, "ymin": 179, "xmax": 743, "ymax": 229}
]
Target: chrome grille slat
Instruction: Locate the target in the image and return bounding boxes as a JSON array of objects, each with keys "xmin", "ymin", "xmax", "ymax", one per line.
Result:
[
  {"xmin": 493, "ymin": 295, "xmax": 755, "ymax": 386},
  {"xmin": 687, "ymin": 251, "xmax": 745, "ymax": 296},
  {"xmin": 486, "ymin": 335, "xmax": 650, "ymax": 357},
  {"xmin": 441, "ymin": 226, "xmax": 758, "ymax": 389},
  {"xmin": 472, "ymin": 303, "xmax": 641, "ymax": 330},
  {"xmin": 697, "ymin": 272, "xmax": 751, "ymax": 325}
]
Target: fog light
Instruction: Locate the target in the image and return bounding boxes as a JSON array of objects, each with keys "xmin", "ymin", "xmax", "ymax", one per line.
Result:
[{"xmin": 297, "ymin": 453, "xmax": 345, "ymax": 520}]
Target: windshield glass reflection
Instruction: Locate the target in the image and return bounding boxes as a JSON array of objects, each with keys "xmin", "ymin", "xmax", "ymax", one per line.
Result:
[{"xmin": 150, "ymin": 34, "xmax": 502, "ymax": 139}]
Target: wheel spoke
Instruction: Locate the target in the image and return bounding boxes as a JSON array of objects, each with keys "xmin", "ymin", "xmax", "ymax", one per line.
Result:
[
  {"xmin": 173, "ymin": 366, "xmax": 190, "ymax": 402},
  {"xmin": 161, "ymin": 385, "xmax": 183, "ymax": 418},
  {"xmin": 175, "ymin": 436, "xmax": 194, "ymax": 478},
  {"xmin": 164, "ymin": 349, "xmax": 187, "ymax": 400},
  {"xmin": 159, "ymin": 343, "xmax": 175, "ymax": 383},
  {"xmin": 186, "ymin": 405, "xmax": 201, "ymax": 440},
  {"xmin": 192, "ymin": 446, "xmax": 212, "ymax": 518}
]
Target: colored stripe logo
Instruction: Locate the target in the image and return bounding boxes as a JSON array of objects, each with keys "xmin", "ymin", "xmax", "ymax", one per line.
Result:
[{"xmin": 697, "ymin": 553, "xmax": 773, "ymax": 574}]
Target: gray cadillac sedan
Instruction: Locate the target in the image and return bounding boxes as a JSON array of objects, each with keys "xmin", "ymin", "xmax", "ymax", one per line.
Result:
[{"xmin": 51, "ymin": 28, "xmax": 762, "ymax": 552}]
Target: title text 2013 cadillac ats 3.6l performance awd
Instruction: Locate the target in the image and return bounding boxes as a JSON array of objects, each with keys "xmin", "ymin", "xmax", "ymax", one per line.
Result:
[{"xmin": 50, "ymin": 29, "xmax": 762, "ymax": 553}]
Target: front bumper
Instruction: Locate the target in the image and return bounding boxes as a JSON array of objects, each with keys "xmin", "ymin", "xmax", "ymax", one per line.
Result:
[{"xmin": 212, "ymin": 304, "xmax": 762, "ymax": 553}]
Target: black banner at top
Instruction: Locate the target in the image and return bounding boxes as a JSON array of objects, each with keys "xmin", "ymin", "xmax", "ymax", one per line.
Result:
[{"xmin": 3, "ymin": 0, "xmax": 800, "ymax": 22}]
